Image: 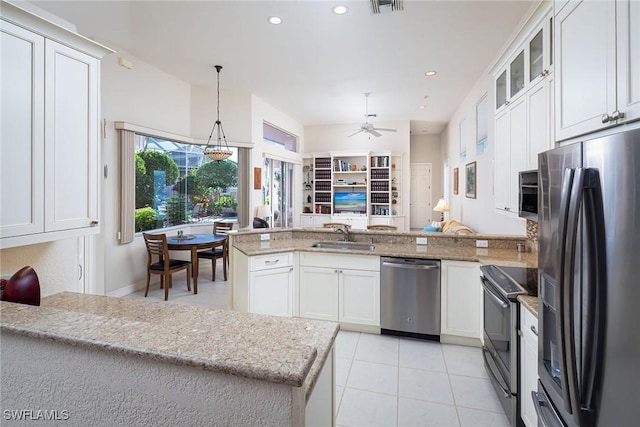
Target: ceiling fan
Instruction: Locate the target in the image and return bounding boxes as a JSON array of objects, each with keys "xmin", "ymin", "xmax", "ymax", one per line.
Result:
[{"xmin": 348, "ymin": 93, "xmax": 397, "ymax": 138}]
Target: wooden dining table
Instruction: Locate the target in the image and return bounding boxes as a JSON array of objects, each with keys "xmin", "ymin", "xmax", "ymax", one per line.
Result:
[{"xmin": 166, "ymin": 233, "xmax": 228, "ymax": 294}]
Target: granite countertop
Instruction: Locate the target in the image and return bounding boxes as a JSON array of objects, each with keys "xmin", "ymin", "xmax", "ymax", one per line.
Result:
[
  {"xmin": 233, "ymin": 238, "xmax": 538, "ymax": 268},
  {"xmin": 0, "ymin": 292, "xmax": 338, "ymax": 397},
  {"xmin": 518, "ymin": 295, "xmax": 539, "ymax": 317}
]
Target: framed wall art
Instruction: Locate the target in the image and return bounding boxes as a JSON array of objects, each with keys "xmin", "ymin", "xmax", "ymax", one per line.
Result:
[
  {"xmin": 465, "ymin": 161, "xmax": 476, "ymax": 199},
  {"xmin": 253, "ymin": 167, "xmax": 262, "ymax": 190},
  {"xmin": 453, "ymin": 167, "xmax": 459, "ymax": 195}
]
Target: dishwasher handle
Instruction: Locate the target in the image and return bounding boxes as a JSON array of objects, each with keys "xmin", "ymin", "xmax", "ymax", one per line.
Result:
[{"xmin": 381, "ymin": 261, "xmax": 439, "ymax": 270}]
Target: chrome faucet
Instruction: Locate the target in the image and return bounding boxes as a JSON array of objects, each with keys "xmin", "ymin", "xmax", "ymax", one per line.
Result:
[{"xmin": 334, "ymin": 226, "xmax": 350, "ymax": 242}]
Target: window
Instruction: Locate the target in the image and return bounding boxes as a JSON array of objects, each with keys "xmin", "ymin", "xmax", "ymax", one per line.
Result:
[
  {"xmin": 262, "ymin": 157, "xmax": 294, "ymax": 228},
  {"xmin": 133, "ymin": 135, "xmax": 239, "ymax": 232}
]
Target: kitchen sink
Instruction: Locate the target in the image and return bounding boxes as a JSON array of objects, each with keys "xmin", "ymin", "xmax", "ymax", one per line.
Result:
[{"xmin": 311, "ymin": 241, "xmax": 376, "ymax": 251}]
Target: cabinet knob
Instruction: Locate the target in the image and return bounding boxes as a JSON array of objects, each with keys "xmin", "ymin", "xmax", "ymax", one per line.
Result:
[
  {"xmin": 540, "ymin": 69, "xmax": 549, "ymax": 78},
  {"xmin": 601, "ymin": 113, "xmax": 611, "ymax": 124},
  {"xmin": 90, "ymin": 220, "xmax": 99, "ymax": 226},
  {"xmin": 611, "ymin": 110, "xmax": 625, "ymax": 121}
]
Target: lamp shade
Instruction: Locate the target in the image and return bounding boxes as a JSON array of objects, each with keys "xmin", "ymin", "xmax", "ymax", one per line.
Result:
[
  {"xmin": 255, "ymin": 205, "xmax": 270, "ymax": 219},
  {"xmin": 433, "ymin": 198, "xmax": 450, "ymax": 212}
]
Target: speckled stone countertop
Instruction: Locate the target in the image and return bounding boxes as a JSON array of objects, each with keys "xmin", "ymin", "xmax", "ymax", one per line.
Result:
[
  {"xmin": 0, "ymin": 292, "xmax": 338, "ymax": 397},
  {"xmin": 232, "ymin": 237, "xmax": 538, "ymax": 268},
  {"xmin": 518, "ymin": 295, "xmax": 539, "ymax": 317}
]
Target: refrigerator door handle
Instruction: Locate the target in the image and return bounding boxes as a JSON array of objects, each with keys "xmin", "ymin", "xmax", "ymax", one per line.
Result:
[
  {"xmin": 561, "ymin": 167, "xmax": 584, "ymax": 417},
  {"xmin": 556, "ymin": 167, "xmax": 576, "ymax": 414},
  {"xmin": 578, "ymin": 168, "xmax": 607, "ymax": 427}
]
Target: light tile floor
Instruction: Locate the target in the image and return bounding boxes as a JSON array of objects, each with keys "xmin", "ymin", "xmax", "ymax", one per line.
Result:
[
  {"xmin": 334, "ymin": 331, "xmax": 510, "ymax": 427},
  {"xmin": 123, "ymin": 262, "xmax": 229, "ymax": 309},
  {"xmin": 124, "ymin": 263, "xmax": 509, "ymax": 427}
]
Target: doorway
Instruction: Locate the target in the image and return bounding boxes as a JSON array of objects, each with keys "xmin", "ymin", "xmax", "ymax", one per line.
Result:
[{"xmin": 410, "ymin": 163, "xmax": 432, "ymax": 229}]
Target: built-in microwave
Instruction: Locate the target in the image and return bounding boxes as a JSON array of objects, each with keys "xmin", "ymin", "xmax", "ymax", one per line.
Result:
[{"xmin": 519, "ymin": 170, "xmax": 538, "ymax": 221}]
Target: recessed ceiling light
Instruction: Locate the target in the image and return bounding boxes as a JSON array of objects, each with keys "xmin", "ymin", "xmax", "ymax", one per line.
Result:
[
  {"xmin": 332, "ymin": 5, "xmax": 348, "ymax": 15},
  {"xmin": 424, "ymin": 70, "xmax": 437, "ymax": 77},
  {"xmin": 418, "ymin": 105, "xmax": 426, "ymax": 109},
  {"xmin": 268, "ymin": 16, "xmax": 282, "ymax": 25}
]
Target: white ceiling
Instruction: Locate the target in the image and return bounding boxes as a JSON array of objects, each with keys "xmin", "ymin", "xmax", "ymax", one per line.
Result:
[{"xmin": 30, "ymin": 0, "xmax": 536, "ymax": 135}]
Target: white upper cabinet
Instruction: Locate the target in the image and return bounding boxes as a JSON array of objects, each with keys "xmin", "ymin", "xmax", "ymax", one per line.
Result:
[
  {"xmin": 44, "ymin": 40, "xmax": 100, "ymax": 233},
  {"xmin": 0, "ymin": 21, "xmax": 45, "ymax": 239},
  {"xmin": 0, "ymin": 3, "xmax": 112, "ymax": 248},
  {"xmin": 617, "ymin": 0, "xmax": 640, "ymax": 126},
  {"xmin": 555, "ymin": 0, "xmax": 640, "ymax": 141},
  {"xmin": 493, "ymin": 5, "xmax": 554, "ymax": 215},
  {"xmin": 495, "ymin": 9, "xmax": 553, "ymax": 113}
]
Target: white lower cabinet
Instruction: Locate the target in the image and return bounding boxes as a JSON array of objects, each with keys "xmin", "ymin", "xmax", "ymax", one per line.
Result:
[
  {"xmin": 299, "ymin": 266, "xmax": 339, "ymax": 321},
  {"xmin": 330, "ymin": 215, "xmax": 368, "ymax": 230},
  {"xmin": 232, "ymin": 250, "xmax": 295, "ymax": 317},
  {"xmin": 520, "ymin": 305, "xmax": 539, "ymax": 427},
  {"xmin": 249, "ymin": 267, "xmax": 294, "ymax": 317},
  {"xmin": 440, "ymin": 260, "xmax": 482, "ymax": 340},
  {"xmin": 299, "ymin": 252, "xmax": 380, "ymax": 327}
]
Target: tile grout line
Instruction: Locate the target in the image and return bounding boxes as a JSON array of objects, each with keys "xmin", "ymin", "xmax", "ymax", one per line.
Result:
[{"xmin": 442, "ymin": 344, "xmax": 464, "ymax": 427}]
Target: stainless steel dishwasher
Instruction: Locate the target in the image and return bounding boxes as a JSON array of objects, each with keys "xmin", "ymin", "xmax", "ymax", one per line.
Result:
[{"xmin": 380, "ymin": 257, "xmax": 441, "ymax": 341}]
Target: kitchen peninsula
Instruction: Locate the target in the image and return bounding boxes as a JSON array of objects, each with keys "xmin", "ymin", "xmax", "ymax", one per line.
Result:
[
  {"xmin": 0, "ymin": 293, "xmax": 337, "ymax": 426},
  {"xmin": 230, "ymin": 228, "xmax": 536, "ymax": 344}
]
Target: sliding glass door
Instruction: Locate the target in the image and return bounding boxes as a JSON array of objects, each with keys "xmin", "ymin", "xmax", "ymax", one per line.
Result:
[{"xmin": 262, "ymin": 158, "xmax": 294, "ymax": 228}]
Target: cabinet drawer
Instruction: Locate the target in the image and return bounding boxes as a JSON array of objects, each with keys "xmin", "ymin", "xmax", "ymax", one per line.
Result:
[
  {"xmin": 300, "ymin": 252, "xmax": 379, "ymax": 271},
  {"xmin": 250, "ymin": 252, "xmax": 293, "ymax": 271},
  {"xmin": 521, "ymin": 306, "xmax": 538, "ymax": 338}
]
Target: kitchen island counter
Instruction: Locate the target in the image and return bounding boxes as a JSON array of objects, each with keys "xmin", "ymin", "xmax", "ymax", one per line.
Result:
[{"xmin": 1, "ymin": 292, "xmax": 338, "ymax": 426}]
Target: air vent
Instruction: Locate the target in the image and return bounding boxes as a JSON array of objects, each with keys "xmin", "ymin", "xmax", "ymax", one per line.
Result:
[{"xmin": 371, "ymin": 0, "xmax": 404, "ymax": 14}]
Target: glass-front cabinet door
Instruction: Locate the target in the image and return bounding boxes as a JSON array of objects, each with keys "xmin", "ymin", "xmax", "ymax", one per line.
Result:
[
  {"xmin": 510, "ymin": 50, "xmax": 526, "ymax": 100},
  {"xmin": 529, "ymin": 28, "xmax": 544, "ymax": 82},
  {"xmin": 496, "ymin": 70, "xmax": 507, "ymax": 110},
  {"xmin": 494, "ymin": 11, "xmax": 553, "ymax": 112}
]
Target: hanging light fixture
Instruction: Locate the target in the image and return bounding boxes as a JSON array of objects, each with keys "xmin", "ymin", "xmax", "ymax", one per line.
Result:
[{"xmin": 203, "ymin": 65, "xmax": 233, "ymax": 161}]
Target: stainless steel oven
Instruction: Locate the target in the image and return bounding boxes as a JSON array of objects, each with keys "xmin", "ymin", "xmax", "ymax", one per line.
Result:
[{"xmin": 480, "ymin": 265, "xmax": 538, "ymax": 427}]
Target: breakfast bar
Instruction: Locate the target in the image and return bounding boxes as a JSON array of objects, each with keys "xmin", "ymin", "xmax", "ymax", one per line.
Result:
[{"xmin": 0, "ymin": 293, "xmax": 338, "ymax": 426}]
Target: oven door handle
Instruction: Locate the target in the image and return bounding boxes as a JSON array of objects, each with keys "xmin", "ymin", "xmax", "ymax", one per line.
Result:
[
  {"xmin": 481, "ymin": 277, "xmax": 509, "ymax": 309},
  {"xmin": 482, "ymin": 348, "xmax": 510, "ymax": 398},
  {"xmin": 532, "ymin": 390, "xmax": 564, "ymax": 427}
]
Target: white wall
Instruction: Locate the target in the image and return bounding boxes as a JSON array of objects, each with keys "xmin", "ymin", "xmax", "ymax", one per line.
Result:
[
  {"xmin": 250, "ymin": 95, "xmax": 305, "ymax": 219},
  {"xmin": 441, "ymin": 73, "xmax": 526, "ymax": 235},
  {"xmin": 410, "ymin": 133, "xmax": 443, "ymax": 221},
  {"xmin": 97, "ymin": 46, "xmax": 195, "ymax": 295},
  {"xmin": 0, "ymin": 239, "xmax": 79, "ymax": 297}
]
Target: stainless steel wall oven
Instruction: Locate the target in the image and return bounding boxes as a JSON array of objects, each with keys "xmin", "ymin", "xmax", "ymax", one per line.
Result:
[{"xmin": 480, "ymin": 265, "xmax": 538, "ymax": 427}]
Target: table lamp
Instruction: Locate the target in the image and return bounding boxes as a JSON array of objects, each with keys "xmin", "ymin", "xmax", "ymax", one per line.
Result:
[
  {"xmin": 433, "ymin": 198, "xmax": 450, "ymax": 222},
  {"xmin": 256, "ymin": 205, "xmax": 270, "ymax": 220}
]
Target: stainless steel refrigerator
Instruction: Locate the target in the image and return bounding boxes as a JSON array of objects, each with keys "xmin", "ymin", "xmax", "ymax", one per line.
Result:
[{"xmin": 534, "ymin": 127, "xmax": 640, "ymax": 427}]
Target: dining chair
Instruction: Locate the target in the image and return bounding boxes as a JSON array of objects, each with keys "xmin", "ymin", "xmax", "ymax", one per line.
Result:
[
  {"xmin": 253, "ymin": 217, "xmax": 269, "ymax": 228},
  {"xmin": 367, "ymin": 224, "xmax": 397, "ymax": 231},
  {"xmin": 197, "ymin": 222, "xmax": 233, "ymax": 281},
  {"xmin": 143, "ymin": 233, "xmax": 192, "ymax": 301},
  {"xmin": 323, "ymin": 222, "xmax": 352, "ymax": 230}
]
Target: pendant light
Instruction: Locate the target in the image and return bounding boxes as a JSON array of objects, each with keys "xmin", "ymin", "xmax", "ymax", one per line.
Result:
[{"xmin": 203, "ymin": 65, "xmax": 233, "ymax": 161}]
